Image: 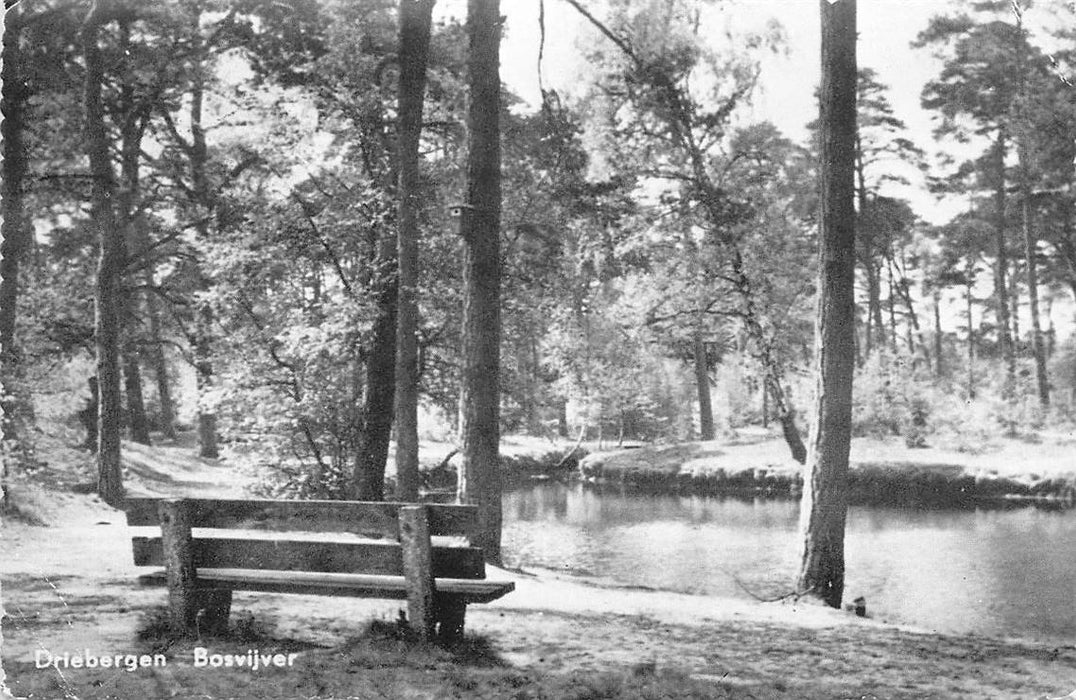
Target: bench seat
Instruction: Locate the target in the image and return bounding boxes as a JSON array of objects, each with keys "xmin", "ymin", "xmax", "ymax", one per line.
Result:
[{"xmin": 137, "ymin": 568, "xmax": 514, "ymax": 604}]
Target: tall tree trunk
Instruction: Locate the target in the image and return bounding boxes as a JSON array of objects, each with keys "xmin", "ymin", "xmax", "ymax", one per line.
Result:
[
  {"xmin": 146, "ymin": 275, "xmax": 177, "ymax": 439},
  {"xmin": 1, "ymin": 13, "xmax": 30, "ymax": 458},
  {"xmin": 194, "ymin": 312, "xmax": 219, "ymax": 459},
  {"xmin": 124, "ymin": 346, "xmax": 152, "ymax": 444},
  {"xmin": 394, "ymin": 0, "xmax": 435, "ymax": 502},
  {"xmin": 526, "ymin": 334, "xmax": 542, "ymax": 434},
  {"xmin": 457, "ymin": 0, "xmax": 503, "ymax": 563},
  {"xmin": 993, "ymin": 130, "xmax": 1015, "ymax": 392},
  {"xmin": 886, "ymin": 260, "xmax": 897, "ymax": 348},
  {"xmin": 890, "ymin": 255, "xmax": 930, "ymax": 370},
  {"xmin": 693, "ymin": 323, "xmax": 715, "ymax": 441},
  {"xmin": 353, "ymin": 250, "xmax": 398, "ymax": 501},
  {"xmin": 865, "ymin": 261, "xmax": 884, "ymax": 351},
  {"xmin": 1010, "ymin": 258, "xmax": 1021, "ymax": 347},
  {"xmin": 797, "ymin": 0, "xmax": 856, "ymax": 610},
  {"xmin": 114, "ymin": 18, "xmax": 152, "ymax": 446},
  {"xmin": 855, "ymin": 134, "xmax": 883, "ymax": 355},
  {"xmin": 83, "ymin": 0, "xmax": 125, "ymax": 506},
  {"xmin": 1013, "ymin": 7, "xmax": 1048, "ymax": 406},
  {"xmin": 186, "ymin": 9, "xmax": 220, "ymax": 459},
  {"xmin": 965, "ymin": 275, "xmax": 976, "ymax": 399},
  {"xmin": 933, "ymin": 288, "xmax": 944, "ymax": 378},
  {"xmin": 1022, "ymin": 197, "xmax": 1049, "ymax": 405},
  {"xmin": 729, "ymin": 252, "xmax": 806, "ymax": 462}
]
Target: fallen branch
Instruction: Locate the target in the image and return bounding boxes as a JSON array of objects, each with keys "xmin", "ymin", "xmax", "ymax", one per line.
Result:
[
  {"xmin": 722, "ymin": 567, "xmax": 816, "ymax": 604},
  {"xmin": 555, "ymin": 424, "xmax": 587, "ymax": 470}
]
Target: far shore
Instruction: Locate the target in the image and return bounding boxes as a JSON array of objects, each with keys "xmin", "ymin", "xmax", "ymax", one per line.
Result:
[{"xmin": 573, "ymin": 429, "xmax": 1076, "ymax": 506}]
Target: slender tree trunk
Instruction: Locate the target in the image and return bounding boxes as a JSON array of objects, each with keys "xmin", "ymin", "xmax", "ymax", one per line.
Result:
[
  {"xmin": 1, "ymin": 14, "xmax": 30, "ymax": 458},
  {"xmin": 693, "ymin": 323, "xmax": 715, "ymax": 441},
  {"xmin": 194, "ymin": 312, "xmax": 219, "ymax": 459},
  {"xmin": 1010, "ymin": 258, "xmax": 1021, "ymax": 348},
  {"xmin": 993, "ymin": 130, "xmax": 1015, "ymax": 391},
  {"xmin": 187, "ymin": 11, "xmax": 220, "ymax": 459},
  {"xmin": 866, "ymin": 262, "xmax": 884, "ymax": 351},
  {"xmin": 886, "ymin": 260, "xmax": 897, "ymax": 347},
  {"xmin": 114, "ymin": 20, "xmax": 152, "ymax": 447},
  {"xmin": 354, "ymin": 250, "xmax": 398, "ymax": 501},
  {"xmin": 1022, "ymin": 196, "xmax": 1049, "ymax": 405},
  {"xmin": 855, "ymin": 135, "xmax": 883, "ymax": 355},
  {"xmin": 146, "ymin": 272, "xmax": 177, "ymax": 439},
  {"xmin": 124, "ymin": 347, "xmax": 152, "ymax": 444},
  {"xmin": 761, "ymin": 383, "xmax": 769, "ymax": 428},
  {"xmin": 527, "ymin": 335, "xmax": 542, "ymax": 434},
  {"xmin": 1013, "ymin": 8, "xmax": 1048, "ymax": 406},
  {"xmin": 731, "ymin": 253, "xmax": 806, "ymax": 463},
  {"xmin": 890, "ymin": 256, "xmax": 930, "ymax": 370},
  {"xmin": 457, "ymin": 0, "xmax": 503, "ymax": 563},
  {"xmin": 933, "ymin": 288, "xmax": 944, "ymax": 378},
  {"xmin": 797, "ymin": 0, "xmax": 856, "ymax": 610},
  {"xmin": 966, "ymin": 276, "xmax": 976, "ymax": 399},
  {"xmin": 394, "ymin": 0, "xmax": 435, "ymax": 502},
  {"xmin": 83, "ymin": 0, "xmax": 125, "ymax": 506}
]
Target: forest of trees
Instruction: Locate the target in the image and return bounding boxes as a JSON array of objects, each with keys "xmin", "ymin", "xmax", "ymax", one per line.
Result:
[{"xmin": 2, "ymin": 0, "xmax": 1075, "ymax": 601}]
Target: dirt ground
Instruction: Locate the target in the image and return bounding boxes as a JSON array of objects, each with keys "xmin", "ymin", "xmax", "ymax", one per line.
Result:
[{"xmin": 2, "ymin": 434, "xmax": 1075, "ymax": 699}]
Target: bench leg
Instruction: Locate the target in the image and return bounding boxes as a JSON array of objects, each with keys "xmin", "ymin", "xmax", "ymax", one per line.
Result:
[
  {"xmin": 159, "ymin": 500, "xmax": 198, "ymax": 636},
  {"xmin": 196, "ymin": 588, "xmax": 233, "ymax": 637},
  {"xmin": 435, "ymin": 598, "xmax": 466, "ymax": 644}
]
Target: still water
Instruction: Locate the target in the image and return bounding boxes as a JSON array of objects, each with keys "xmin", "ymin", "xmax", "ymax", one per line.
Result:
[{"xmin": 502, "ymin": 481, "xmax": 1076, "ymax": 641}]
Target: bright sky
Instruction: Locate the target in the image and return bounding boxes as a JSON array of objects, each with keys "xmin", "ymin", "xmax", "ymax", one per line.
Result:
[{"xmin": 436, "ymin": 0, "xmax": 1068, "ymax": 227}]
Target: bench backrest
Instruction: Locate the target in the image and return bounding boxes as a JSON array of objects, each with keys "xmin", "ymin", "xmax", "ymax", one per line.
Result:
[{"xmin": 125, "ymin": 497, "xmax": 487, "ymax": 580}]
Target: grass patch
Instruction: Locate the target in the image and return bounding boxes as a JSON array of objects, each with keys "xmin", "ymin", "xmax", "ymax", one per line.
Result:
[
  {"xmin": 0, "ymin": 486, "xmax": 51, "ymax": 525},
  {"xmin": 137, "ymin": 606, "xmax": 281, "ymax": 645}
]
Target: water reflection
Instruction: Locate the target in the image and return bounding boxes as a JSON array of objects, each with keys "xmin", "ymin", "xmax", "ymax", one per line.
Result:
[{"xmin": 502, "ymin": 482, "xmax": 1076, "ymax": 640}]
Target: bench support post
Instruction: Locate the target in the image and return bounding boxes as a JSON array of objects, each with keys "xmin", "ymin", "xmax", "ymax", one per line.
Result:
[
  {"xmin": 399, "ymin": 505, "xmax": 436, "ymax": 641},
  {"xmin": 159, "ymin": 499, "xmax": 198, "ymax": 636},
  {"xmin": 435, "ymin": 597, "xmax": 466, "ymax": 644},
  {"xmin": 196, "ymin": 588, "xmax": 233, "ymax": 636}
]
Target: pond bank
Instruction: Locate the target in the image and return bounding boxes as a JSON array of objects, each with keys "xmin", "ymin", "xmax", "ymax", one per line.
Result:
[{"xmin": 576, "ymin": 432, "xmax": 1076, "ymax": 507}]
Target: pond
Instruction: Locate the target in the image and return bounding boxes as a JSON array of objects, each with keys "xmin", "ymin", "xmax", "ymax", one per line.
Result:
[{"xmin": 501, "ymin": 481, "xmax": 1076, "ymax": 641}]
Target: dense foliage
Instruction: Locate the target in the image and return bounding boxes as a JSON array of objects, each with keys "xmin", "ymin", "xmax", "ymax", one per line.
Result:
[{"xmin": 2, "ymin": 0, "xmax": 1075, "ymax": 499}]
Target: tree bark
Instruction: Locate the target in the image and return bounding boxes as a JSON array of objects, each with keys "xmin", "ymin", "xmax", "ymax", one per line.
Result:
[
  {"xmin": 113, "ymin": 17, "xmax": 153, "ymax": 447},
  {"xmin": 124, "ymin": 347, "xmax": 152, "ymax": 444},
  {"xmin": 693, "ymin": 324, "xmax": 715, "ymax": 441},
  {"xmin": 1, "ymin": 13, "xmax": 30, "ymax": 454},
  {"xmin": 394, "ymin": 0, "xmax": 435, "ymax": 502},
  {"xmin": 933, "ymin": 288, "xmax": 944, "ymax": 378},
  {"xmin": 146, "ymin": 273, "xmax": 177, "ymax": 439},
  {"xmin": 1022, "ymin": 196, "xmax": 1049, "ymax": 405},
  {"xmin": 965, "ymin": 274, "xmax": 976, "ymax": 399},
  {"xmin": 457, "ymin": 0, "xmax": 503, "ymax": 563},
  {"xmin": 353, "ymin": 253, "xmax": 397, "ymax": 501},
  {"xmin": 797, "ymin": 0, "xmax": 856, "ymax": 610},
  {"xmin": 194, "ymin": 315, "xmax": 219, "ymax": 459},
  {"xmin": 992, "ymin": 130, "xmax": 1015, "ymax": 392},
  {"xmin": 185, "ymin": 9, "xmax": 220, "ymax": 459},
  {"xmin": 1013, "ymin": 10, "xmax": 1049, "ymax": 406},
  {"xmin": 889, "ymin": 254, "xmax": 931, "ymax": 370},
  {"xmin": 855, "ymin": 133, "xmax": 884, "ymax": 355},
  {"xmin": 83, "ymin": 0, "xmax": 125, "ymax": 506}
]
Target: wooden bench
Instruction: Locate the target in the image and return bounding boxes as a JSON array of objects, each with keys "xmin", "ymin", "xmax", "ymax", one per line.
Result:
[{"xmin": 124, "ymin": 497, "xmax": 514, "ymax": 642}]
